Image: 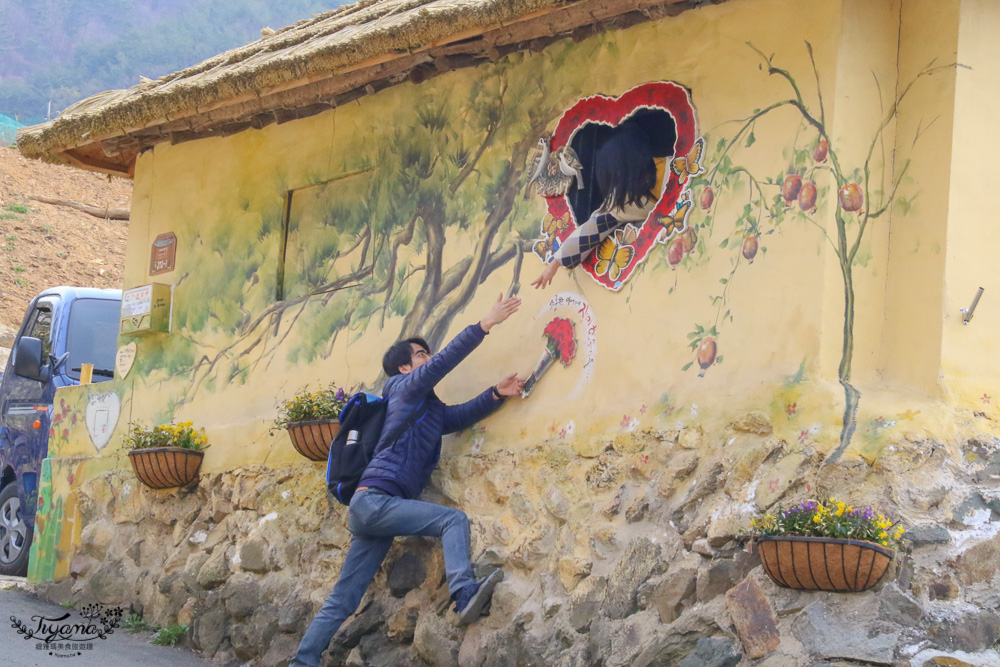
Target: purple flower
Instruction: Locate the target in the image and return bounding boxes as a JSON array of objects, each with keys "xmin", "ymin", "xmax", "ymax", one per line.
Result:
[{"xmin": 335, "ymin": 388, "xmax": 346, "ymax": 401}]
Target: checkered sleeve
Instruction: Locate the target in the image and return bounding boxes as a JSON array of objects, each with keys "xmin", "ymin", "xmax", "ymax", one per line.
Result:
[{"xmin": 553, "ymin": 212, "xmax": 621, "ymax": 269}]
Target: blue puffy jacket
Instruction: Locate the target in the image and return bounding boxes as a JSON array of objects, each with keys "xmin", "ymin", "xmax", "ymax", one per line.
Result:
[{"xmin": 358, "ymin": 324, "xmax": 502, "ymax": 499}]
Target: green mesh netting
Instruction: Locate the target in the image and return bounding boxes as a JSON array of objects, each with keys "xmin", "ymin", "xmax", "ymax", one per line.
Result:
[{"xmin": 0, "ymin": 115, "xmax": 23, "ymax": 144}]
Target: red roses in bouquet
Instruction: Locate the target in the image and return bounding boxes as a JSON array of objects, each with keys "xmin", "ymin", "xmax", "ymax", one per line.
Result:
[{"xmin": 543, "ymin": 317, "xmax": 577, "ymax": 366}]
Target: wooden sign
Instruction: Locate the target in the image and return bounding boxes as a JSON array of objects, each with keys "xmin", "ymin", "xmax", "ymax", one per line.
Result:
[{"xmin": 150, "ymin": 232, "xmax": 176, "ymax": 275}]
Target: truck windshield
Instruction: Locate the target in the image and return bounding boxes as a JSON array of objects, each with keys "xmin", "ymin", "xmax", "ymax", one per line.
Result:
[{"xmin": 66, "ymin": 299, "xmax": 120, "ymax": 382}]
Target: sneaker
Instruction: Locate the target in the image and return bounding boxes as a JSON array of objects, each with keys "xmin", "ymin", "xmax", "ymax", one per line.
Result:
[{"xmin": 453, "ymin": 569, "xmax": 504, "ymax": 624}]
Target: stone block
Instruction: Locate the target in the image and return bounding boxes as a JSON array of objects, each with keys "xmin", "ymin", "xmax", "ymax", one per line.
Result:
[
  {"xmin": 603, "ymin": 538, "xmax": 662, "ymax": 619},
  {"xmin": 954, "ymin": 532, "xmax": 1000, "ymax": 585},
  {"xmin": 241, "ymin": 539, "xmax": 272, "ymax": 573},
  {"xmin": 878, "ymin": 584, "xmax": 922, "ymax": 626},
  {"xmin": 387, "ymin": 551, "xmax": 426, "ymax": 598},
  {"xmin": 726, "ymin": 577, "xmax": 779, "ymax": 659},
  {"xmin": 677, "ymin": 637, "xmax": 742, "ymax": 667},
  {"xmin": 69, "ymin": 554, "xmax": 97, "ymax": 579},
  {"xmin": 80, "ymin": 521, "xmax": 114, "ymax": 559},
  {"xmin": 904, "ymin": 524, "xmax": 950, "ymax": 546},
  {"xmin": 729, "ymin": 413, "xmax": 773, "ymax": 435},
  {"xmin": 926, "ymin": 610, "xmax": 1000, "ymax": 653},
  {"xmin": 791, "ymin": 601, "xmax": 898, "ymax": 665},
  {"xmin": 223, "ymin": 575, "xmax": 262, "ymax": 619},
  {"xmin": 413, "ymin": 611, "xmax": 461, "ymax": 667},
  {"xmin": 192, "ymin": 608, "xmax": 227, "ymax": 656},
  {"xmin": 197, "ymin": 546, "xmax": 231, "ymax": 589},
  {"xmin": 695, "ymin": 559, "xmax": 740, "ymax": 602},
  {"xmin": 570, "ymin": 575, "xmax": 606, "ymax": 632},
  {"xmin": 638, "ymin": 568, "xmax": 696, "ymax": 624}
]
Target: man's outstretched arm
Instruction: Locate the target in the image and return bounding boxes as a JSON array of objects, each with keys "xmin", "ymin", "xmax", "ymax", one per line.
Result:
[
  {"xmin": 442, "ymin": 374, "xmax": 523, "ymax": 435},
  {"xmin": 392, "ymin": 295, "xmax": 521, "ymax": 398}
]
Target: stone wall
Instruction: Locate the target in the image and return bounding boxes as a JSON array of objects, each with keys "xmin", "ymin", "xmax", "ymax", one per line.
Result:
[{"xmin": 41, "ymin": 416, "xmax": 1000, "ymax": 666}]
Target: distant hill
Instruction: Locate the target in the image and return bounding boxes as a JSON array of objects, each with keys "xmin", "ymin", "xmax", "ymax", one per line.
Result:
[{"xmin": 0, "ymin": 0, "xmax": 344, "ymax": 122}]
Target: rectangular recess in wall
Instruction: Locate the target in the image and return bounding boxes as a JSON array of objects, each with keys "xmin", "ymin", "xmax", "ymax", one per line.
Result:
[{"xmin": 277, "ymin": 170, "xmax": 373, "ymax": 302}]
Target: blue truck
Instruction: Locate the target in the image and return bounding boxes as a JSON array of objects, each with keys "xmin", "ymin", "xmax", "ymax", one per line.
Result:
[{"xmin": 0, "ymin": 286, "xmax": 122, "ymax": 576}]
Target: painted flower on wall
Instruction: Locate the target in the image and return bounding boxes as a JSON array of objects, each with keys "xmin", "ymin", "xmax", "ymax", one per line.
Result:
[{"xmin": 522, "ymin": 317, "xmax": 579, "ymax": 397}]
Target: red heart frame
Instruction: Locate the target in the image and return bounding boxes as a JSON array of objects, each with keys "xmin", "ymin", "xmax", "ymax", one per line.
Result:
[{"xmin": 543, "ymin": 82, "xmax": 700, "ymax": 291}]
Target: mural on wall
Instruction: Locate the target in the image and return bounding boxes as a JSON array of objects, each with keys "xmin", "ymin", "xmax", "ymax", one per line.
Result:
[
  {"xmin": 527, "ymin": 82, "xmax": 703, "ymax": 291},
  {"xmin": 668, "ymin": 43, "xmax": 950, "ymax": 458}
]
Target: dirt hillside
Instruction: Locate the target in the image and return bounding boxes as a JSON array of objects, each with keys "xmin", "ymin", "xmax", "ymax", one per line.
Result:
[{"xmin": 0, "ymin": 145, "xmax": 131, "ymax": 332}]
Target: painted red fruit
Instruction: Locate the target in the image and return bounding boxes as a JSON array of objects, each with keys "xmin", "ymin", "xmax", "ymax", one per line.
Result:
[
  {"xmin": 838, "ymin": 183, "xmax": 863, "ymax": 212},
  {"xmin": 742, "ymin": 236, "xmax": 758, "ymax": 263},
  {"xmin": 680, "ymin": 226, "xmax": 698, "ymax": 254},
  {"xmin": 799, "ymin": 181, "xmax": 817, "ymax": 211},
  {"xmin": 700, "ymin": 187, "xmax": 714, "ymax": 210},
  {"xmin": 814, "ymin": 139, "xmax": 828, "ymax": 163},
  {"xmin": 696, "ymin": 337, "xmax": 717, "ymax": 376},
  {"xmin": 667, "ymin": 237, "xmax": 685, "ymax": 267},
  {"xmin": 782, "ymin": 174, "xmax": 802, "ymax": 202}
]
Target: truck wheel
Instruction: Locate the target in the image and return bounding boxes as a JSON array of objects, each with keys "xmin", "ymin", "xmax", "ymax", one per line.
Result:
[{"xmin": 0, "ymin": 483, "xmax": 31, "ymax": 576}]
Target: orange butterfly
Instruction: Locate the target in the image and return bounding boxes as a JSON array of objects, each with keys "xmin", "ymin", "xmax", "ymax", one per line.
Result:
[
  {"xmin": 657, "ymin": 194, "xmax": 693, "ymax": 240},
  {"xmin": 670, "ymin": 138, "xmax": 706, "ymax": 179},
  {"xmin": 595, "ymin": 225, "xmax": 638, "ymax": 282},
  {"xmin": 532, "ymin": 213, "xmax": 569, "ymax": 260}
]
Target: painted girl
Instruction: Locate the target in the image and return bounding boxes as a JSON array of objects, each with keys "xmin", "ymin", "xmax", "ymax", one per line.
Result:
[{"xmin": 531, "ymin": 121, "xmax": 667, "ymax": 289}]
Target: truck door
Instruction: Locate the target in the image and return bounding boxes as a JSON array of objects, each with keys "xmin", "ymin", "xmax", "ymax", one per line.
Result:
[{"xmin": 0, "ymin": 295, "xmax": 60, "ymax": 514}]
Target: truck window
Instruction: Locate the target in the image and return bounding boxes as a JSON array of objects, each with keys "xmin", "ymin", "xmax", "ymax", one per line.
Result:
[
  {"xmin": 66, "ymin": 299, "xmax": 120, "ymax": 382},
  {"xmin": 24, "ymin": 305, "xmax": 54, "ymax": 359}
]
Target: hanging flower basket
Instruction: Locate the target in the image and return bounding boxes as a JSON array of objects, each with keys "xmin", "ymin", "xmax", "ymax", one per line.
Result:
[
  {"xmin": 122, "ymin": 422, "xmax": 208, "ymax": 490},
  {"xmin": 756, "ymin": 535, "xmax": 893, "ymax": 592},
  {"xmin": 272, "ymin": 383, "xmax": 351, "ymax": 461},
  {"xmin": 286, "ymin": 419, "xmax": 341, "ymax": 462},
  {"xmin": 128, "ymin": 447, "xmax": 204, "ymax": 490}
]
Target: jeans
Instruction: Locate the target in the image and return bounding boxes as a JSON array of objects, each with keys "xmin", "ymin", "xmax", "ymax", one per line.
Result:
[{"xmin": 290, "ymin": 489, "xmax": 476, "ymax": 667}]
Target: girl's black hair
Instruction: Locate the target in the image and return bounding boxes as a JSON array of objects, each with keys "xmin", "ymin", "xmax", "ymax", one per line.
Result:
[
  {"xmin": 382, "ymin": 337, "xmax": 431, "ymax": 376},
  {"xmin": 595, "ymin": 122, "xmax": 657, "ymax": 212}
]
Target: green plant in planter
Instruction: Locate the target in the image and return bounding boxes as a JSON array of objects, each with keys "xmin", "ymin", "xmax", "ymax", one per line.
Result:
[
  {"xmin": 121, "ymin": 421, "xmax": 209, "ymax": 451},
  {"xmin": 271, "ymin": 383, "xmax": 352, "ymax": 433},
  {"xmin": 749, "ymin": 498, "xmax": 905, "ymax": 547}
]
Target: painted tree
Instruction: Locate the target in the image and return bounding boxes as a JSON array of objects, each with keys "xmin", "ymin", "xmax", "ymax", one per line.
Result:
[
  {"xmin": 683, "ymin": 43, "xmax": 953, "ymax": 460},
  {"xmin": 169, "ymin": 38, "xmax": 619, "ymax": 400}
]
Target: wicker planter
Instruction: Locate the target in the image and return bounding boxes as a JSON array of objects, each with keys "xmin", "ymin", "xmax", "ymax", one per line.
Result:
[
  {"xmin": 128, "ymin": 447, "xmax": 204, "ymax": 490},
  {"xmin": 757, "ymin": 535, "xmax": 893, "ymax": 592},
  {"xmin": 287, "ymin": 419, "xmax": 341, "ymax": 461}
]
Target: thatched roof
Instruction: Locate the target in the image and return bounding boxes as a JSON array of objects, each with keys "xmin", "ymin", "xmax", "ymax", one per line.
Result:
[{"xmin": 17, "ymin": 0, "xmax": 693, "ymax": 176}]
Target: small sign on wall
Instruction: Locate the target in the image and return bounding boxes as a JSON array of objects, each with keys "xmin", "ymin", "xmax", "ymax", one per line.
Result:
[
  {"xmin": 120, "ymin": 283, "xmax": 172, "ymax": 336},
  {"xmin": 150, "ymin": 232, "xmax": 176, "ymax": 275}
]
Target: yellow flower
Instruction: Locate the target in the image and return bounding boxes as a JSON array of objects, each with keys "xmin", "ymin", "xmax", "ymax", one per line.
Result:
[
  {"xmin": 749, "ymin": 520, "xmax": 756, "ymax": 527},
  {"xmin": 879, "ymin": 531, "xmax": 888, "ymax": 539},
  {"xmin": 813, "ymin": 515, "xmax": 822, "ymax": 523}
]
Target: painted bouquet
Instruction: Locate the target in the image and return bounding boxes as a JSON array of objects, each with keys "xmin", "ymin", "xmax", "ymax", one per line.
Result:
[
  {"xmin": 749, "ymin": 498, "xmax": 905, "ymax": 548},
  {"xmin": 272, "ymin": 382, "xmax": 353, "ymax": 432},
  {"xmin": 121, "ymin": 421, "xmax": 209, "ymax": 451},
  {"xmin": 522, "ymin": 317, "xmax": 577, "ymax": 397}
]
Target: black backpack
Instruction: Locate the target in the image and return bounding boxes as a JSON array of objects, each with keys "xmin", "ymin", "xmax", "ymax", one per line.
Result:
[{"xmin": 325, "ymin": 392, "xmax": 420, "ymax": 505}]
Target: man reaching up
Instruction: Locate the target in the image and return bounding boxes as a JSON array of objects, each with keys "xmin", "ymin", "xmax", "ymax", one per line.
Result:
[{"xmin": 291, "ymin": 294, "xmax": 524, "ymax": 667}]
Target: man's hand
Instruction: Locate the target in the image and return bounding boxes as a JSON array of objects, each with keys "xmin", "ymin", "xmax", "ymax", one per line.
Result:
[
  {"xmin": 480, "ymin": 293, "xmax": 521, "ymax": 333},
  {"xmin": 530, "ymin": 261, "xmax": 559, "ymax": 290},
  {"xmin": 494, "ymin": 373, "xmax": 525, "ymax": 397}
]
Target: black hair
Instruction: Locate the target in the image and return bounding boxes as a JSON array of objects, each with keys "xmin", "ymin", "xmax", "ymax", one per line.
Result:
[
  {"xmin": 595, "ymin": 121, "xmax": 657, "ymax": 212},
  {"xmin": 382, "ymin": 336, "xmax": 431, "ymax": 376}
]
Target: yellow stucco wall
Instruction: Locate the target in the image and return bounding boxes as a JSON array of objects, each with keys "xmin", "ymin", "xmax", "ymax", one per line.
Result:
[{"xmin": 31, "ymin": 0, "xmax": 1000, "ymax": 580}]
